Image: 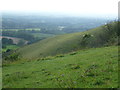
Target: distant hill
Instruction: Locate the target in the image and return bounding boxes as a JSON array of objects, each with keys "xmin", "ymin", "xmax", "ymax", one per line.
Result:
[
  {"xmin": 2, "ymin": 14, "xmax": 108, "ymax": 34},
  {"xmin": 16, "ymin": 21, "xmax": 118, "ymax": 59}
]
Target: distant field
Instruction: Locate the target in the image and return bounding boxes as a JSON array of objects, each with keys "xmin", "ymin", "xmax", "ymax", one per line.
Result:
[
  {"xmin": 32, "ymin": 33, "xmax": 55, "ymax": 39},
  {"xmin": 2, "ymin": 29, "xmax": 56, "ymax": 41},
  {"xmin": 2, "ymin": 45, "xmax": 19, "ymax": 52},
  {"xmin": 1, "ymin": 28, "xmax": 41, "ymax": 31},
  {"xmin": 3, "ymin": 46, "xmax": 118, "ymax": 88}
]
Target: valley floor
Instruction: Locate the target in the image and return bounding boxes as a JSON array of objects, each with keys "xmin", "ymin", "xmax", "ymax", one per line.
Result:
[{"xmin": 3, "ymin": 46, "xmax": 118, "ymax": 88}]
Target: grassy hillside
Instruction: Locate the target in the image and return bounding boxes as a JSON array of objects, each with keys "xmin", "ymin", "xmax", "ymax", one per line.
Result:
[
  {"xmin": 3, "ymin": 46, "xmax": 118, "ymax": 88},
  {"xmin": 16, "ymin": 21, "xmax": 118, "ymax": 59},
  {"xmin": 0, "ymin": 67, "xmax": 2, "ymax": 89},
  {"xmin": 32, "ymin": 33, "xmax": 55, "ymax": 40},
  {"xmin": 16, "ymin": 27, "xmax": 101, "ymax": 59},
  {"xmin": 2, "ymin": 45, "xmax": 19, "ymax": 52}
]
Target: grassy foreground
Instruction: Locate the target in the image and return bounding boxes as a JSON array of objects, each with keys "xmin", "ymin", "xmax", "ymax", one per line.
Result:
[{"xmin": 3, "ymin": 46, "xmax": 118, "ymax": 88}]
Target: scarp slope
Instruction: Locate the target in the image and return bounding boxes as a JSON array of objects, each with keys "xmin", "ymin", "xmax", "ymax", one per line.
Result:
[
  {"xmin": 17, "ymin": 21, "xmax": 118, "ymax": 59},
  {"xmin": 17, "ymin": 26, "xmax": 103, "ymax": 59}
]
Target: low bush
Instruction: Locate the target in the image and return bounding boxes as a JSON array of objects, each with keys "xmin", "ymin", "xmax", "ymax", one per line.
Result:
[
  {"xmin": 55, "ymin": 54, "xmax": 64, "ymax": 58},
  {"xmin": 80, "ymin": 21, "xmax": 119, "ymax": 48},
  {"xmin": 4, "ymin": 53, "xmax": 20, "ymax": 61}
]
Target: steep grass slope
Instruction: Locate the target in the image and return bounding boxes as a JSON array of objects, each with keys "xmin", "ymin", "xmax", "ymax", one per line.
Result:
[
  {"xmin": 17, "ymin": 26, "xmax": 105, "ymax": 59},
  {"xmin": 15, "ymin": 21, "xmax": 118, "ymax": 60},
  {"xmin": 3, "ymin": 46, "xmax": 118, "ymax": 88}
]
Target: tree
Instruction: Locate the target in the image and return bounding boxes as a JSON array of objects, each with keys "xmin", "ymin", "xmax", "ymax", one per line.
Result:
[
  {"xmin": 2, "ymin": 38, "xmax": 13, "ymax": 45},
  {"xmin": 80, "ymin": 34, "xmax": 93, "ymax": 47}
]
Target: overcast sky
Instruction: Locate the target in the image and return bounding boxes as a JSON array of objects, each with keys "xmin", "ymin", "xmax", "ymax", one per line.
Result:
[{"xmin": 0, "ymin": 0, "xmax": 119, "ymax": 17}]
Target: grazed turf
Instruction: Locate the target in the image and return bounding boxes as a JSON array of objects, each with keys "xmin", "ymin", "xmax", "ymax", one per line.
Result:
[{"xmin": 3, "ymin": 46, "xmax": 118, "ymax": 88}]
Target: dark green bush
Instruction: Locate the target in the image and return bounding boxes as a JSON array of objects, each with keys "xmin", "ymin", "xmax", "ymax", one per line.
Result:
[
  {"xmin": 4, "ymin": 53, "xmax": 20, "ymax": 61},
  {"xmin": 80, "ymin": 21, "xmax": 119, "ymax": 48},
  {"xmin": 80, "ymin": 34, "xmax": 93, "ymax": 47},
  {"xmin": 2, "ymin": 38, "xmax": 14, "ymax": 45},
  {"xmin": 55, "ymin": 54, "xmax": 64, "ymax": 58}
]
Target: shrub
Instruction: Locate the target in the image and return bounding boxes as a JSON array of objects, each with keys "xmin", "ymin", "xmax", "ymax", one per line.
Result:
[
  {"xmin": 80, "ymin": 34, "xmax": 93, "ymax": 47},
  {"xmin": 55, "ymin": 54, "xmax": 64, "ymax": 58},
  {"xmin": 4, "ymin": 53, "xmax": 20, "ymax": 61},
  {"xmin": 80, "ymin": 21, "xmax": 119, "ymax": 48},
  {"xmin": 6, "ymin": 49, "xmax": 12, "ymax": 52},
  {"xmin": 102, "ymin": 21, "xmax": 118, "ymax": 46},
  {"xmin": 2, "ymin": 45, "xmax": 6, "ymax": 49},
  {"xmin": 2, "ymin": 38, "xmax": 14, "ymax": 45}
]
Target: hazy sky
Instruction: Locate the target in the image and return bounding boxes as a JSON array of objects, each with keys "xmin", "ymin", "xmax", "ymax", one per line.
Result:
[{"xmin": 0, "ymin": 0, "xmax": 119, "ymax": 17}]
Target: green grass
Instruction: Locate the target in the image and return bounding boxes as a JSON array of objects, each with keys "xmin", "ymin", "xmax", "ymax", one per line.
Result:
[
  {"xmin": 0, "ymin": 67, "xmax": 2, "ymax": 89},
  {"xmin": 2, "ymin": 28, "xmax": 41, "ymax": 31},
  {"xmin": 2, "ymin": 45, "xmax": 19, "ymax": 52},
  {"xmin": 17, "ymin": 26, "xmax": 105, "ymax": 59},
  {"xmin": 7, "ymin": 21, "xmax": 118, "ymax": 60},
  {"xmin": 3, "ymin": 46, "xmax": 118, "ymax": 88},
  {"xmin": 32, "ymin": 33, "xmax": 55, "ymax": 39}
]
